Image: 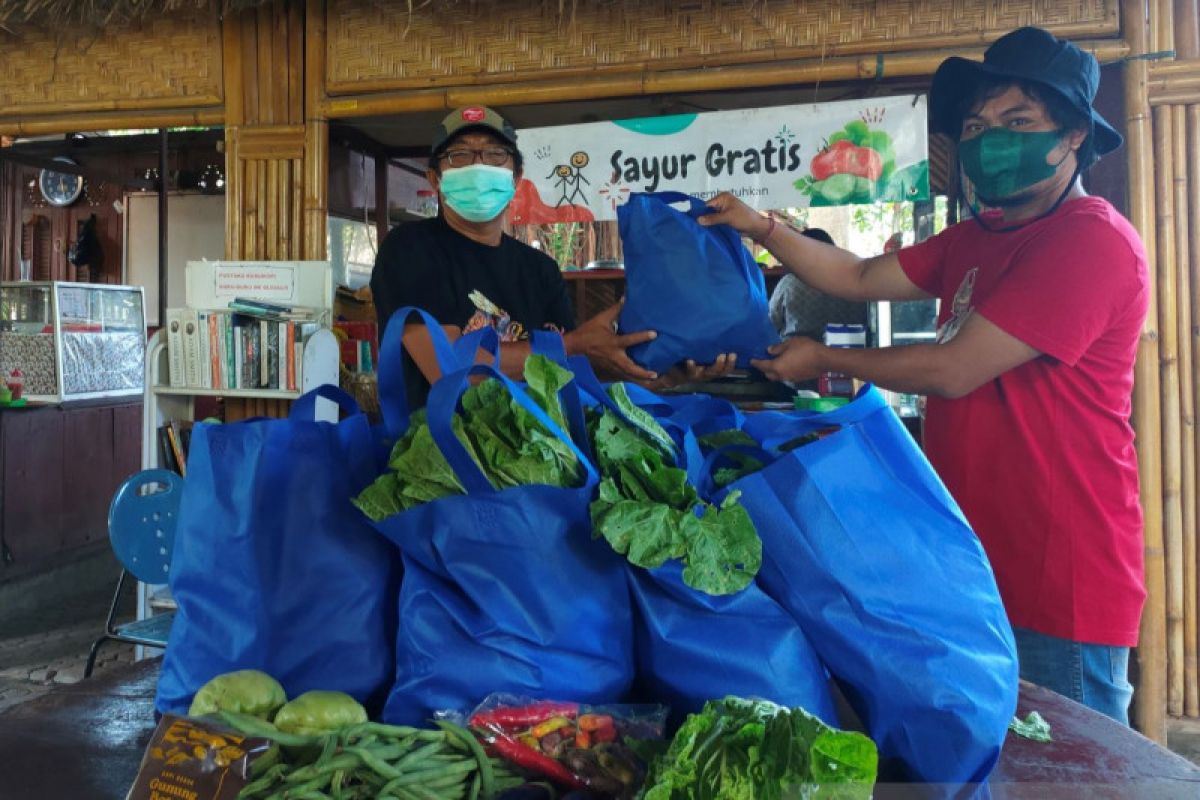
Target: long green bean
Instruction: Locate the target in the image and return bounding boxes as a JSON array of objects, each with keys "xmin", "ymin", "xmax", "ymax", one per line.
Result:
[{"xmin": 434, "ymin": 721, "xmax": 494, "ymax": 799}]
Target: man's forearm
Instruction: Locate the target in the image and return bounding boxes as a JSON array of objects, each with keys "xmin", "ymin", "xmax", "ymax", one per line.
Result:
[
  {"xmin": 820, "ymin": 343, "xmax": 968, "ymax": 398},
  {"xmin": 479, "ymin": 341, "xmax": 532, "ymax": 381}
]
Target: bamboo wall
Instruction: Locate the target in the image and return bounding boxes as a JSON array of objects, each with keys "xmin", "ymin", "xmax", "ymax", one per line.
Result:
[
  {"xmin": 1127, "ymin": 0, "xmax": 1200, "ymax": 742},
  {"xmin": 0, "ymin": 0, "xmax": 1197, "ymax": 741}
]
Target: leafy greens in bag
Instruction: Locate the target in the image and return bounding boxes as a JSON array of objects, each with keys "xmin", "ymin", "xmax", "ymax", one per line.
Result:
[
  {"xmin": 354, "ymin": 355, "xmax": 583, "ymax": 520},
  {"xmin": 640, "ymin": 696, "xmax": 877, "ymax": 800},
  {"xmin": 589, "ymin": 385, "xmax": 760, "ymax": 596}
]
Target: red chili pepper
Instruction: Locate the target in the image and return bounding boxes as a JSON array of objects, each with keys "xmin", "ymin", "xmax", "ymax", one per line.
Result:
[
  {"xmin": 483, "ymin": 731, "xmax": 588, "ymax": 790},
  {"xmin": 470, "ymin": 701, "xmax": 580, "ymax": 730}
]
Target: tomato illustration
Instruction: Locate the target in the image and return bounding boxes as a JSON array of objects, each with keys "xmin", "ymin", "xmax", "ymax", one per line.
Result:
[{"xmin": 811, "ymin": 140, "xmax": 884, "ymax": 182}]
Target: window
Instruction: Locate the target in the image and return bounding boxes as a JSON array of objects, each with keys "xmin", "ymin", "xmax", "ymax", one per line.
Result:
[{"xmin": 328, "ymin": 216, "xmax": 378, "ymax": 290}]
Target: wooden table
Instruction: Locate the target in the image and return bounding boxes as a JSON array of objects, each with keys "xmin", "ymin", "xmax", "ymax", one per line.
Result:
[{"xmin": 0, "ymin": 659, "xmax": 1197, "ymax": 799}]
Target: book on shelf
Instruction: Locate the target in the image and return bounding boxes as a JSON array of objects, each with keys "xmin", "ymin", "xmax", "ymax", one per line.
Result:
[
  {"xmin": 227, "ymin": 297, "xmax": 321, "ymax": 322},
  {"xmin": 164, "ymin": 306, "xmax": 324, "ymax": 394},
  {"xmin": 164, "ymin": 308, "xmax": 187, "ymax": 388},
  {"xmin": 181, "ymin": 308, "xmax": 203, "ymax": 388},
  {"xmin": 157, "ymin": 420, "xmax": 193, "ymax": 476}
]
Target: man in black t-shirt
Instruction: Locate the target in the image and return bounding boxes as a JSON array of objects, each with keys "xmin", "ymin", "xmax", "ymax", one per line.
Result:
[{"xmin": 371, "ymin": 105, "xmax": 734, "ymax": 407}]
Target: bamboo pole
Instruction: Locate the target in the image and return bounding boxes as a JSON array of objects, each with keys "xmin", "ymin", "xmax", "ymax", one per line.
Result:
[
  {"xmin": 1175, "ymin": 0, "xmax": 1200, "ymax": 58},
  {"xmin": 1154, "ymin": 103, "xmax": 1184, "ymax": 718},
  {"xmin": 303, "ymin": 0, "xmax": 328, "ymax": 262},
  {"xmin": 224, "ymin": 11, "xmax": 245, "ymax": 262},
  {"xmin": 1151, "ymin": 90, "xmax": 1200, "ymax": 105},
  {"xmin": 290, "ymin": 159, "xmax": 302, "ymax": 260},
  {"xmin": 270, "ymin": 0, "xmax": 289, "ymax": 126},
  {"xmin": 1127, "ymin": 0, "xmax": 1168, "ymax": 743},
  {"xmin": 266, "ymin": 157, "xmax": 280, "ymax": 259},
  {"xmin": 321, "ymin": 41, "xmax": 1129, "ymax": 120},
  {"xmin": 1151, "ymin": 59, "xmax": 1200, "ymax": 76},
  {"xmin": 1190, "ymin": 104, "xmax": 1200, "ymax": 720},
  {"xmin": 0, "ymin": 107, "xmax": 223, "ymax": 138},
  {"xmin": 287, "ymin": 0, "xmax": 303, "ymax": 126},
  {"xmin": 1178, "ymin": 104, "xmax": 1199, "ymax": 718}
]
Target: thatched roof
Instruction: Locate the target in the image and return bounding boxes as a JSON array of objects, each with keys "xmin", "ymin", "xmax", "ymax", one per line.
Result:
[{"xmin": 0, "ymin": 0, "xmax": 268, "ymax": 27}]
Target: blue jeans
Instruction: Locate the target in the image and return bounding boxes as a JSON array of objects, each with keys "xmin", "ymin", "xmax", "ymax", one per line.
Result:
[{"xmin": 1012, "ymin": 626, "xmax": 1133, "ymax": 725}]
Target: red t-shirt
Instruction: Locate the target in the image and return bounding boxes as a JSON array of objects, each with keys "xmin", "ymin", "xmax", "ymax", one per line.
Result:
[{"xmin": 898, "ymin": 197, "xmax": 1148, "ymax": 646}]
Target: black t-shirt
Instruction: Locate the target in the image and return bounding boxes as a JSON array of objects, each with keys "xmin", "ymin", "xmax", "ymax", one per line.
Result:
[{"xmin": 370, "ymin": 216, "xmax": 576, "ymax": 408}]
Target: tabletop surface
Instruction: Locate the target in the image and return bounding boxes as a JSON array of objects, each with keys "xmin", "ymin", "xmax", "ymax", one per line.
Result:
[{"xmin": 0, "ymin": 659, "xmax": 1197, "ymax": 799}]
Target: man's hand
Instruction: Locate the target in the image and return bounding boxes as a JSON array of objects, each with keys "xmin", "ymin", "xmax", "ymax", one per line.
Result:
[
  {"xmin": 640, "ymin": 353, "xmax": 738, "ymax": 391},
  {"xmin": 751, "ymin": 337, "xmax": 826, "ymax": 384},
  {"xmin": 697, "ymin": 192, "xmax": 770, "ymax": 240},
  {"xmin": 565, "ymin": 301, "xmax": 659, "ymax": 382}
]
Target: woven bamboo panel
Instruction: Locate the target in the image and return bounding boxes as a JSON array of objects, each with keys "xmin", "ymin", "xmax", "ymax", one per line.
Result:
[
  {"xmin": 326, "ymin": 0, "xmax": 1118, "ymax": 93},
  {"xmin": 0, "ymin": 8, "xmax": 222, "ymax": 118}
]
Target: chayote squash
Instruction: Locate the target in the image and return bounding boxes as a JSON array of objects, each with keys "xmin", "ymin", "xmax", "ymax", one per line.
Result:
[
  {"xmin": 273, "ymin": 690, "xmax": 368, "ymax": 736},
  {"xmin": 188, "ymin": 669, "xmax": 287, "ymax": 720}
]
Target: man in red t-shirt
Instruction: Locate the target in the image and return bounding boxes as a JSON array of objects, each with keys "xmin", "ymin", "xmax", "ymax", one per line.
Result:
[{"xmin": 700, "ymin": 26, "xmax": 1148, "ymax": 725}]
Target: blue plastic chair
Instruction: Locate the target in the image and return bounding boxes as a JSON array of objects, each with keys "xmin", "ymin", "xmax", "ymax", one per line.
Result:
[{"xmin": 84, "ymin": 469, "xmax": 183, "ymax": 678}]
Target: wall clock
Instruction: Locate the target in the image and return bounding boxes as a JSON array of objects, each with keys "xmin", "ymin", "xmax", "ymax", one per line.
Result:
[{"xmin": 38, "ymin": 157, "xmax": 85, "ymax": 207}]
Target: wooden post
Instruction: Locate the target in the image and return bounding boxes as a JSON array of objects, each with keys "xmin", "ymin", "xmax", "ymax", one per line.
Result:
[
  {"xmin": 1172, "ymin": 0, "xmax": 1200, "ymax": 727},
  {"xmin": 1178, "ymin": 104, "xmax": 1199, "ymax": 719},
  {"xmin": 1126, "ymin": 0, "xmax": 1168, "ymax": 742},
  {"xmin": 1153, "ymin": 102, "xmax": 1184, "ymax": 718},
  {"xmin": 220, "ymin": 2, "xmax": 311, "ymax": 418}
]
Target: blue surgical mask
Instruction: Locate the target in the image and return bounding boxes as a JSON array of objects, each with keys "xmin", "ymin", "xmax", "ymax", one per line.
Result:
[{"xmin": 438, "ymin": 164, "xmax": 516, "ymax": 222}]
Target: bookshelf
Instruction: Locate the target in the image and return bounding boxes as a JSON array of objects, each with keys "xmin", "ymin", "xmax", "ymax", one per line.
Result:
[{"xmin": 137, "ymin": 261, "xmax": 339, "ymax": 647}]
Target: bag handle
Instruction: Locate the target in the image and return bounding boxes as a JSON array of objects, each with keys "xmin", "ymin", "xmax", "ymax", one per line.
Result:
[
  {"xmin": 531, "ymin": 331, "xmax": 590, "ymax": 455},
  {"xmin": 452, "ymin": 325, "xmax": 500, "ymax": 368},
  {"xmin": 696, "ymin": 442, "xmax": 775, "ymax": 498},
  {"xmin": 643, "ymin": 190, "xmax": 712, "ymax": 219},
  {"xmin": 425, "ymin": 363, "xmax": 598, "ymax": 495},
  {"xmin": 450, "ymin": 326, "xmax": 589, "ymax": 457},
  {"xmin": 290, "ymin": 384, "xmax": 361, "ymax": 421},
  {"xmin": 378, "ymin": 306, "xmax": 468, "ymax": 437},
  {"xmin": 747, "ymin": 384, "xmax": 891, "ymax": 450}
]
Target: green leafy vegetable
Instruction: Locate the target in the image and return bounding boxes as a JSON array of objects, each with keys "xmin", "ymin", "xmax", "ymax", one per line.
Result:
[
  {"xmin": 640, "ymin": 696, "xmax": 877, "ymax": 800},
  {"xmin": 697, "ymin": 430, "xmax": 766, "ymax": 489},
  {"xmin": 352, "ymin": 354, "xmax": 582, "ymax": 521},
  {"xmin": 1008, "ymin": 711, "xmax": 1052, "ymax": 742},
  {"xmin": 588, "ymin": 389, "xmax": 761, "ymax": 595}
]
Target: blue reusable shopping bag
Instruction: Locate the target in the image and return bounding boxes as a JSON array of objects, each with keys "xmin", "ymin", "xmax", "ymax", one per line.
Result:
[
  {"xmin": 714, "ymin": 386, "xmax": 1018, "ymax": 789},
  {"xmin": 156, "ymin": 385, "xmax": 398, "ymax": 716},
  {"xmin": 617, "ymin": 191, "xmax": 779, "ymax": 373},
  {"xmin": 569, "ymin": 364, "xmax": 837, "ymax": 727},
  {"xmin": 370, "ymin": 310, "xmax": 633, "ymax": 725}
]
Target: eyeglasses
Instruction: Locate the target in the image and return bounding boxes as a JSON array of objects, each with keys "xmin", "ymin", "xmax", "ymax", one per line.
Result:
[{"xmin": 439, "ymin": 147, "xmax": 514, "ymax": 168}]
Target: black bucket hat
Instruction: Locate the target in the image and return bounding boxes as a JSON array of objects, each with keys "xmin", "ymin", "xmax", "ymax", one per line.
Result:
[{"xmin": 930, "ymin": 27, "xmax": 1122, "ymax": 160}]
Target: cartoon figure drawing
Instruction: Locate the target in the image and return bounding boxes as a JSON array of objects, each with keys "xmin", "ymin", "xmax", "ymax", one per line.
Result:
[{"xmin": 547, "ymin": 151, "xmax": 592, "ymax": 207}]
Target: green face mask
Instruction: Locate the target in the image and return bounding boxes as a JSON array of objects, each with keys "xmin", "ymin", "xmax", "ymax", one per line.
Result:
[{"xmin": 958, "ymin": 127, "xmax": 1067, "ymax": 205}]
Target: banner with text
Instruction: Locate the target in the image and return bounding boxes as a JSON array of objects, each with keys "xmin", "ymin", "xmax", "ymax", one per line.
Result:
[{"xmin": 509, "ymin": 95, "xmax": 929, "ymax": 225}]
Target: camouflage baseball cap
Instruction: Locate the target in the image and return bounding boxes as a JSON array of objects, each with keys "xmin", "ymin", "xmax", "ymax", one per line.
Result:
[{"xmin": 432, "ymin": 106, "xmax": 518, "ymax": 153}]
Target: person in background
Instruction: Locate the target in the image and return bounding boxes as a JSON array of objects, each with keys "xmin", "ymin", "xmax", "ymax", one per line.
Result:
[
  {"xmin": 371, "ymin": 105, "xmax": 733, "ymax": 407},
  {"xmin": 700, "ymin": 27, "xmax": 1147, "ymax": 724},
  {"xmin": 767, "ymin": 227, "xmax": 869, "ymax": 342}
]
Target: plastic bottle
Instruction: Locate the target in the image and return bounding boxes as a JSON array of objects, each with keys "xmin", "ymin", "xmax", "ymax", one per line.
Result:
[{"xmin": 819, "ymin": 323, "xmax": 865, "ymax": 397}]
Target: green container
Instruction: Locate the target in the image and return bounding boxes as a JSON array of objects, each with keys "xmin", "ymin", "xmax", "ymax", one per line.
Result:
[{"xmin": 794, "ymin": 395, "xmax": 850, "ymax": 413}]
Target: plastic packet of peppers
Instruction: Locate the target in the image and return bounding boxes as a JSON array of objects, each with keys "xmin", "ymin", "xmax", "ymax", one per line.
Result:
[{"xmin": 459, "ymin": 694, "xmax": 669, "ymax": 799}]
